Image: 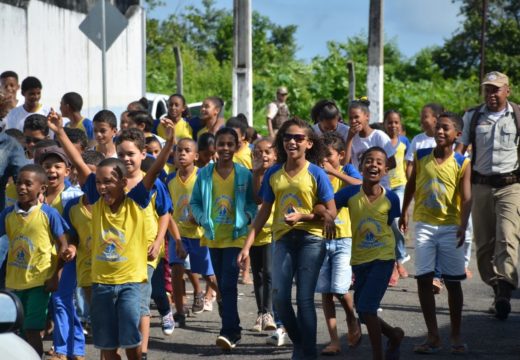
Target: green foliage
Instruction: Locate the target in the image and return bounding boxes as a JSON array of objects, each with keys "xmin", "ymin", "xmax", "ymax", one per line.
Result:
[{"xmin": 145, "ymin": 0, "xmax": 518, "ymax": 139}]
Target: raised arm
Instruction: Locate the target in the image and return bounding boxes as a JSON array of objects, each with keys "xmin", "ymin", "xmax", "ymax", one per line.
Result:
[
  {"xmin": 48, "ymin": 110, "xmax": 92, "ymax": 185},
  {"xmin": 142, "ymin": 119, "xmax": 175, "ymax": 191}
]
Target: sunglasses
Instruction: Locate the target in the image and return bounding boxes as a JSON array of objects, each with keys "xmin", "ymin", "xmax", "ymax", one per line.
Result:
[
  {"xmin": 25, "ymin": 136, "xmax": 43, "ymax": 144},
  {"xmin": 283, "ymin": 133, "xmax": 307, "ymax": 143}
]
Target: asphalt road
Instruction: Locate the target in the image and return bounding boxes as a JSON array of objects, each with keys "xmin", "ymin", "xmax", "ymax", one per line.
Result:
[{"xmin": 45, "ymin": 245, "xmax": 520, "ymax": 360}]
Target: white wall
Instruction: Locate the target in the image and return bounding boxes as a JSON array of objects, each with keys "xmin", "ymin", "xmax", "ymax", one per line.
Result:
[{"xmin": 0, "ymin": 0, "xmax": 144, "ymax": 119}]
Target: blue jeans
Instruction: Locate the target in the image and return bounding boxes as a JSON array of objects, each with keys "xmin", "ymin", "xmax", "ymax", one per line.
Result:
[
  {"xmin": 272, "ymin": 230, "xmax": 326, "ymax": 360},
  {"xmin": 391, "ymin": 186, "xmax": 408, "ymax": 262},
  {"xmin": 209, "ymin": 247, "xmax": 241, "ymax": 337},
  {"xmin": 51, "ymin": 260, "xmax": 85, "ymax": 356},
  {"xmin": 151, "ymin": 258, "xmax": 172, "ymax": 316}
]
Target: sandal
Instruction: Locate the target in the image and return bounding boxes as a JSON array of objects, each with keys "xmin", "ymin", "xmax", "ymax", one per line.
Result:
[
  {"xmin": 321, "ymin": 343, "xmax": 341, "ymax": 356},
  {"xmin": 451, "ymin": 343, "xmax": 468, "ymax": 355},
  {"xmin": 413, "ymin": 343, "xmax": 442, "ymax": 354}
]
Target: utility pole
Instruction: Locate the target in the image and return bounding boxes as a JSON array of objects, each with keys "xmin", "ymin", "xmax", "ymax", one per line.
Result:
[
  {"xmin": 347, "ymin": 60, "xmax": 356, "ymax": 102},
  {"xmin": 173, "ymin": 46, "xmax": 183, "ymax": 95},
  {"xmin": 232, "ymin": 0, "xmax": 253, "ymax": 125},
  {"xmin": 367, "ymin": 0, "xmax": 383, "ymax": 123}
]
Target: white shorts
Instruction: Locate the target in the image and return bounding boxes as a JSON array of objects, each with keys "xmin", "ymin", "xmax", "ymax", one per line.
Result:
[{"xmin": 414, "ymin": 222, "xmax": 466, "ymax": 281}]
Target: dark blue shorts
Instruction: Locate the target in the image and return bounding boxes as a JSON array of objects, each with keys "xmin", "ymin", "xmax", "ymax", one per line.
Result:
[{"xmin": 352, "ymin": 259, "xmax": 394, "ymax": 319}]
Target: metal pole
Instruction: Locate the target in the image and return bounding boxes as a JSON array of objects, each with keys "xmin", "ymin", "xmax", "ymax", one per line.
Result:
[
  {"xmin": 173, "ymin": 46, "xmax": 183, "ymax": 95},
  {"xmin": 101, "ymin": 0, "xmax": 107, "ymax": 109},
  {"xmin": 367, "ymin": 0, "xmax": 383, "ymax": 123},
  {"xmin": 141, "ymin": 3, "xmax": 147, "ymax": 97},
  {"xmin": 479, "ymin": 0, "xmax": 488, "ymax": 86}
]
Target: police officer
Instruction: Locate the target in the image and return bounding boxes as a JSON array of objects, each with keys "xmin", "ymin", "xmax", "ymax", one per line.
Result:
[
  {"xmin": 456, "ymin": 71, "xmax": 520, "ymax": 320},
  {"xmin": 266, "ymin": 86, "xmax": 290, "ymax": 138}
]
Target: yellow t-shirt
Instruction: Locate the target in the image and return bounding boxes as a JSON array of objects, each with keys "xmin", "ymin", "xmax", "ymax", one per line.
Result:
[
  {"xmin": 84, "ymin": 174, "xmax": 152, "ymax": 285},
  {"xmin": 5, "ymin": 183, "xmax": 17, "ymax": 208},
  {"xmin": 167, "ymin": 167, "xmax": 204, "ymax": 239},
  {"xmin": 1, "ymin": 203, "xmax": 67, "ymax": 290},
  {"xmin": 156, "ymin": 118, "xmax": 193, "ymax": 141},
  {"xmin": 388, "ymin": 136, "xmax": 409, "ymax": 189},
  {"xmin": 50, "ymin": 191, "xmax": 64, "ymax": 215},
  {"xmin": 413, "ymin": 149, "xmax": 469, "ymax": 226},
  {"xmin": 334, "ymin": 185, "xmax": 400, "ymax": 265},
  {"xmin": 233, "ymin": 143, "xmax": 253, "ymax": 170},
  {"xmin": 253, "ymin": 211, "xmax": 273, "ymax": 246},
  {"xmin": 63, "ymin": 196, "xmax": 93, "ymax": 288},
  {"xmin": 202, "ymin": 169, "xmax": 245, "ymax": 248},
  {"xmin": 197, "ymin": 126, "xmax": 208, "ymax": 140},
  {"xmin": 65, "ymin": 118, "xmax": 94, "ymax": 141},
  {"xmin": 329, "ymin": 164, "xmax": 362, "ymax": 239},
  {"xmin": 260, "ymin": 161, "xmax": 334, "ymax": 241}
]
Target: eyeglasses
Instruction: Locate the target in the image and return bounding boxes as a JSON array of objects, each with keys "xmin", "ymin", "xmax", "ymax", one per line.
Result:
[
  {"xmin": 25, "ymin": 136, "xmax": 43, "ymax": 144},
  {"xmin": 283, "ymin": 133, "xmax": 307, "ymax": 143}
]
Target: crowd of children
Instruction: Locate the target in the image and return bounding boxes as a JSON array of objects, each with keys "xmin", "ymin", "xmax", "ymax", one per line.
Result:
[{"xmin": 0, "ymin": 70, "xmax": 482, "ymax": 360}]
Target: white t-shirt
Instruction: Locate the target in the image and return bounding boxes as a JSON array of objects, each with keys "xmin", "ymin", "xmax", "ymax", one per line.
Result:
[
  {"xmin": 351, "ymin": 129, "xmax": 396, "ymax": 188},
  {"xmin": 5, "ymin": 104, "xmax": 50, "ymax": 131},
  {"xmin": 312, "ymin": 122, "xmax": 350, "ymax": 142},
  {"xmin": 404, "ymin": 132, "xmax": 436, "ymax": 162}
]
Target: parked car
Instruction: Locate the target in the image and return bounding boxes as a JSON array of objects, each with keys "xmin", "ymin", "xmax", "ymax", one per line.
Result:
[
  {"xmin": 0, "ymin": 290, "xmax": 40, "ymax": 360},
  {"xmin": 145, "ymin": 93, "xmax": 202, "ymax": 120}
]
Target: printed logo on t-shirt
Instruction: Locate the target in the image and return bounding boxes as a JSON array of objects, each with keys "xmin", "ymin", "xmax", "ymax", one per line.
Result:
[
  {"xmin": 97, "ymin": 228, "xmax": 127, "ymax": 262},
  {"xmin": 280, "ymin": 193, "xmax": 303, "ymax": 217},
  {"xmin": 176, "ymin": 194, "xmax": 191, "ymax": 222},
  {"xmin": 357, "ymin": 218, "xmax": 384, "ymax": 250},
  {"xmin": 9, "ymin": 235, "xmax": 35, "ymax": 270},
  {"xmin": 424, "ymin": 179, "xmax": 447, "ymax": 211},
  {"xmin": 215, "ymin": 195, "xmax": 234, "ymax": 224}
]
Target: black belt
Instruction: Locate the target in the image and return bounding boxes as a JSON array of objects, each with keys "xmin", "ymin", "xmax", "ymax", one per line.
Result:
[{"xmin": 472, "ymin": 171, "xmax": 520, "ymax": 188}]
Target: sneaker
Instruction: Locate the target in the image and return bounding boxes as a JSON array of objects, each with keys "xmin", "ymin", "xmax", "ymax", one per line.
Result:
[
  {"xmin": 173, "ymin": 312, "xmax": 186, "ymax": 328},
  {"xmin": 216, "ymin": 333, "xmax": 241, "ymax": 350},
  {"xmin": 262, "ymin": 313, "xmax": 277, "ymax": 331},
  {"xmin": 161, "ymin": 311, "xmax": 175, "ymax": 335},
  {"xmin": 266, "ymin": 328, "xmax": 291, "ymax": 346},
  {"xmin": 192, "ymin": 292, "xmax": 205, "ymax": 314},
  {"xmin": 203, "ymin": 297, "xmax": 213, "ymax": 312},
  {"xmin": 388, "ymin": 263, "xmax": 399, "ymax": 287},
  {"xmin": 251, "ymin": 314, "xmax": 263, "ymax": 332}
]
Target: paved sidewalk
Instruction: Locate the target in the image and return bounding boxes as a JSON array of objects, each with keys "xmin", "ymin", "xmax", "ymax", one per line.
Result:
[{"xmin": 47, "ymin": 246, "xmax": 520, "ymax": 359}]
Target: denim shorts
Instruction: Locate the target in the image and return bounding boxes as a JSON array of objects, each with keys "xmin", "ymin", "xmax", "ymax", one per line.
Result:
[
  {"xmin": 169, "ymin": 237, "xmax": 214, "ymax": 276},
  {"xmin": 316, "ymin": 237, "xmax": 353, "ymax": 294},
  {"xmin": 140, "ymin": 265, "xmax": 155, "ymax": 316},
  {"xmin": 352, "ymin": 260, "xmax": 394, "ymax": 318},
  {"xmin": 91, "ymin": 282, "xmax": 142, "ymax": 349}
]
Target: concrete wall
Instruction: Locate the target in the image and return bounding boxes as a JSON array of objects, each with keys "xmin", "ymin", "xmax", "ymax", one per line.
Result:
[{"xmin": 0, "ymin": 0, "xmax": 144, "ymax": 119}]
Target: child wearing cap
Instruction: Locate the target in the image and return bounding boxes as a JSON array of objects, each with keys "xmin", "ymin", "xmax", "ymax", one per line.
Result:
[{"xmin": 36, "ymin": 145, "xmax": 85, "ymax": 360}]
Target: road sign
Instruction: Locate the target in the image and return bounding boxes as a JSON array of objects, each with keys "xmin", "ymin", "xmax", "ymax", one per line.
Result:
[{"xmin": 79, "ymin": 0, "xmax": 128, "ymax": 51}]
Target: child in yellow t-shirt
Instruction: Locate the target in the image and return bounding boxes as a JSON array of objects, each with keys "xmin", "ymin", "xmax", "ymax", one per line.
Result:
[
  {"xmin": 157, "ymin": 93, "xmax": 193, "ymax": 142},
  {"xmin": 317, "ymin": 133, "xmax": 363, "ymax": 355},
  {"xmin": 49, "ymin": 111, "xmax": 175, "ymax": 360},
  {"xmin": 167, "ymin": 138, "xmax": 219, "ymax": 326},
  {"xmin": 0, "ymin": 164, "xmax": 72, "ymax": 357},
  {"xmin": 400, "ymin": 112, "xmax": 471, "ymax": 355},
  {"xmin": 335, "ymin": 147, "xmax": 404, "ymax": 360},
  {"xmin": 190, "ymin": 127, "xmax": 257, "ymax": 350}
]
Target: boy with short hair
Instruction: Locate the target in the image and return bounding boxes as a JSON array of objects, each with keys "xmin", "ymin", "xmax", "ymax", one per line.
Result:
[
  {"xmin": 0, "ymin": 164, "xmax": 73, "ymax": 357},
  {"xmin": 400, "ymin": 112, "xmax": 471, "ymax": 355},
  {"xmin": 23, "ymin": 114, "xmax": 49, "ymax": 159},
  {"xmin": 334, "ymin": 147, "xmax": 404, "ymax": 360},
  {"xmin": 61, "ymin": 92, "xmax": 94, "ymax": 143},
  {"xmin": 49, "ymin": 110, "xmax": 175, "ymax": 360},
  {"xmin": 0, "ymin": 70, "xmax": 20, "ymax": 112},
  {"xmin": 166, "ymin": 138, "xmax": 220, "ymax": 326},
  {"xmin": 227, "ymin": 115, "xmax": 253, "ymax": 170},
  {"xmin": 5, "ymin": 76, "xmax": 50, "ymax": 131},
  {"xmin": 197, "ymin": 97, "xmax": 224, "ymax": 139},
  {"xmin": 91, "ymin": 110, "xmax": 117, "ymax": 158}
]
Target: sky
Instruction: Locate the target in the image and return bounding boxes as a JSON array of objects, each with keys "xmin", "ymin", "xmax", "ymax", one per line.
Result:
[{"xmin": 149, "ymin": 0, "xmax": 464, "ymax": 61}]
